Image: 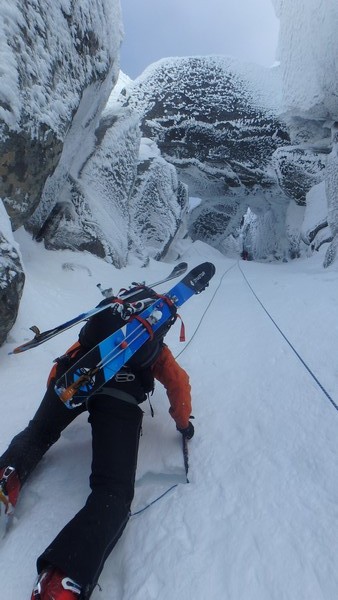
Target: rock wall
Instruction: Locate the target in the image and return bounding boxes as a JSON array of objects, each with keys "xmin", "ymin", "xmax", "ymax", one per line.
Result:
[
  {"xmin": 271, "ymin": 0, "xmax": 338, "ymax": 266},
  {"xmin": 0, "ymin": 201, "xmax": 25, "ymax": 345},
  {"xmin": 0, "ymin": 1, "xmax": 188, "ymax": 342},
  {"xmin": 119, "ymin": 56, "xmax": 301, "ymax": 257},
  {"xmin": 0, "ymin": 0, "xmax": 122, "ymax": 229}
]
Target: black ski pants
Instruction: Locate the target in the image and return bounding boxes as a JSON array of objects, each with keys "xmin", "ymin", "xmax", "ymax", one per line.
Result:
[{"xmin": 0, "ymin": 381, "xmax": 143, "ymax": 599}]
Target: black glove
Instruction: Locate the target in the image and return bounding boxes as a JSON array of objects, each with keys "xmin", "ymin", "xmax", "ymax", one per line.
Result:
[{"xmin": 177, "ymin": 421, "xmax": 194, "ymax": 440}]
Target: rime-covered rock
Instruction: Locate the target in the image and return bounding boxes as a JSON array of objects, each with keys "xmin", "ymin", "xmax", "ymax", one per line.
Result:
[
  {"xmin": 189, "ymin": 196, "xmax": 245, "ymax": 248},
  {"xmin": 301, "ymin": 182, "xmax": 331, "ymax": 249},
  {"xmin": 27, "ymin": 108, "xmax": 141, "ymax": 266},
  {"xmin": 27, "ymin": 107, "xmax": 187, "ymax": 266},
  {"xmin": 0, "ymin": 0, "xmax": 122, "ymax": 230},
  {"xmin": 272, "ymin": 0, "xmax": 338, "ymax": 121},
  {"xmin": 129, "ymin": 149, "xmax": 188, "ymax": 260},
  {"xmin": 0, "ymin": 201, "xmax": 25, "ymax": 344},
  {"xmin": 117, "ymin": 56, "xmax": 293, "ymax": 253},
  {"xmin": 240, "ymin": 193, "xmax": 290, "ymax": 262},
  {"xmin": 121, "ymin": 56, "xmax": 288, "ymax": 198},
  {"xmin": 273, "ymin": 146, "xmax": 327, "ymax": 204},
  {"xmin": 324, "ymin": 131, "xmax": 338, "ymax": 267},
  {"xmin": 0, "ymin": 5, "xmax": 186, "ymax": 268},
  {"xmin": 272, "ymin": 0, "xmax": 338, "ymax": 264}
]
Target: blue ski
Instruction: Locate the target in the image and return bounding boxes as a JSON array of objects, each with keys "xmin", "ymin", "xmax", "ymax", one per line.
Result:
[{"xmin": 10, "ymin": 262, "xmax": 188, "ymax": 354}]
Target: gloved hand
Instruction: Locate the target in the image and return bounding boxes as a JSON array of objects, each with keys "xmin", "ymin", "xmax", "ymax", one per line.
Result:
[{"xmin": 176, "ymin": 421, "xmax": 194, "ymax": 440}]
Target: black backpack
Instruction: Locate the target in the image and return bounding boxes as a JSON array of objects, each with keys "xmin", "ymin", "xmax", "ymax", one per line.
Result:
[{"xmin": 78, "ymin": 292, "xmax": 177, "ymax": 371}]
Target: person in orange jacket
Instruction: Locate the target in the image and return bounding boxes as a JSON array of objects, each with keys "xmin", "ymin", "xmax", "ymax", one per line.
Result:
[{"xmin": 0, "ymin": 297, "xmax": 194, "ymax": 600}]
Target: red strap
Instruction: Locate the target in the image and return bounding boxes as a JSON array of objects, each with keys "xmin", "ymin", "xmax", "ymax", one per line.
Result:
[
  {"xmin": 156, "ymin": 294, "xmax": 176, "ymax": 310},
  {"xmin": 176, "ymin": 314, "xmax": 186, "ymax": 342},
  {"xmin": 155, "ymin": 294, "xmax": 184, "ymax": 340},
  {"xmin": 130, "ymin": 315, "xmax": 154, "ymax": 339},
  {"xmin": 110, "ymin": 297, "xmax": 123, "ymax": 305}
]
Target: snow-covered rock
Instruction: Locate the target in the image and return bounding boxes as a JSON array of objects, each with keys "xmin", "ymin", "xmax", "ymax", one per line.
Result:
[
  {"xmin": 272, "ymin": 0, "xmax": 338, "ymax": 120},
  {"xmin": 273, "ymin": 146, "xmax": 327, "ymax": 204},
  {"xmin": 301, "ymin": 182, "xmax": 331, "ymax": 246},
  {"xmin": 27, "ymin": 108, "xmax": 141, "ymax": 266},
  {"xmin": 324, "ymin": 128, "xmax": 338, "ymax": 267},
  {"xmin": 118, "ymin": 55, "xmax": 293, "ymax": 254},
  {"xmin": 0, "ymin": 0, "xmax": 122, "ymax": 229},
  {"xmin": 0, "ymin": 200, "xmax": 24, "ymax": 344},
  {"xmin": 26, "ymin": 104, "xmax": 187, "ymax": 266},
  {"xmin": 121, "ymin": 56, "xmax": 287, "ymax": 194},
  {"xmin": 0, "ymin": 3, "xmax": 187, "ymax": 268},
  {"xmin": 129, "ymin": 148, "xmax": 189, "ymax": 261},
  {"xmin": 271, "ymin": 0, "xmax": 338, "ymax": 265}
]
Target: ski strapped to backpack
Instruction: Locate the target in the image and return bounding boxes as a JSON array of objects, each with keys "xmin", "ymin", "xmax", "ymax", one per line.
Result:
[
  {"xmin": 55, "ymin": 262, "xmax": 215, "ymax": 408},
  {"xmin": 9, "ymin": 262, "xmax": 188, "ymax": 354}
]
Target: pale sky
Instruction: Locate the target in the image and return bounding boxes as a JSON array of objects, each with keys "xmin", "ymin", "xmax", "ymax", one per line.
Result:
[{"xmin": 119, "ymin": 0, "xmax": 280, "ymax": 78}]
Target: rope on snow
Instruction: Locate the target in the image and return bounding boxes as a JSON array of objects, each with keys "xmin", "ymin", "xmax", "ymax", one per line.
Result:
[
  {"xmin": 132, "ymin": 261, "xmax": 237, "ymax": 516},
  {"xmin": 238, "ymin": 261, "xmax": 338, "ymax": 413},
  {"xmin": 175, "ymin": 262, "xmax": 236, "ymax": 359}
]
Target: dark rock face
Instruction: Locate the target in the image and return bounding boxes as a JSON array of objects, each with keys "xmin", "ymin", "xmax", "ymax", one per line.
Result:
[
  {"xmin": 0, "ymin": 129, "xmax": 63, "ymax": 230},
  {"xmin": 0, "ymin": 229, "xmax": 25, "ymax": 345},
  {"xmin": 30, "ymin": 181, "xmax": 110, "ymax": 259}
]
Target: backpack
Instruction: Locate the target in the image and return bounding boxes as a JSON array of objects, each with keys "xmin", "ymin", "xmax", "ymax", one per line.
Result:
[{"xmin": 47, "ymin": 292, "xmax": 177, "ymax": 386}]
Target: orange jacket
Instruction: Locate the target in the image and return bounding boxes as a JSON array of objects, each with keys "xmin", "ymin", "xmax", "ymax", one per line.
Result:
[
  {"xmin": 152, "ymin": 344, "xmax": 192, "ymax": 429},
  {"xmin": 47, "ymin": 341, "xmax": 82, "ymax": 387}
]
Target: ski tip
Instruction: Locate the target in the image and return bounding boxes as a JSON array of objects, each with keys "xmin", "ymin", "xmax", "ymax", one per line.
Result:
[
  {"xmin": 9, "ymin": 345, "xmax": 27, "ymax": 355},
  {"xmin": 203, "ymin": 262, "xmax": 216, "ymax": 278},
  {"xmin": 8, "ymin": 347, "xmax": 21, "ymax": 355},
  {"xmin": 175, "ymin": 261, "xmax": 188, "ymax": 270},
  {"xmin": 184, "ymin": 262, "xmax": 216, "ymax": 294},
  {"xmin": 193, "ymin": 261, "xmax": 216, "ymax": 277}
]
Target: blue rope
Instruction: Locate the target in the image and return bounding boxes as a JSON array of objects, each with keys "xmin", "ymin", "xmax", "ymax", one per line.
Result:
[
  {"xmin": 131, "ymin": 484, "xmax": 178, "ymax": 517},
  {"xmin": 175, "ymin": 262, "xmax": 236, "ymax": 359},
  {"xmin": 238, "ymin": 262, "xmax": 338, "ymax": 412},
  {"xmin": 131, "ymin": 436, "xmax": 190, "ymax": 517}
]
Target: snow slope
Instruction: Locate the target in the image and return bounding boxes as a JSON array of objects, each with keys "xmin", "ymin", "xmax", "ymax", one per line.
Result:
[{"xmin": 1, "ymin": 230, "xmax": 338, "ymax": 599}]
